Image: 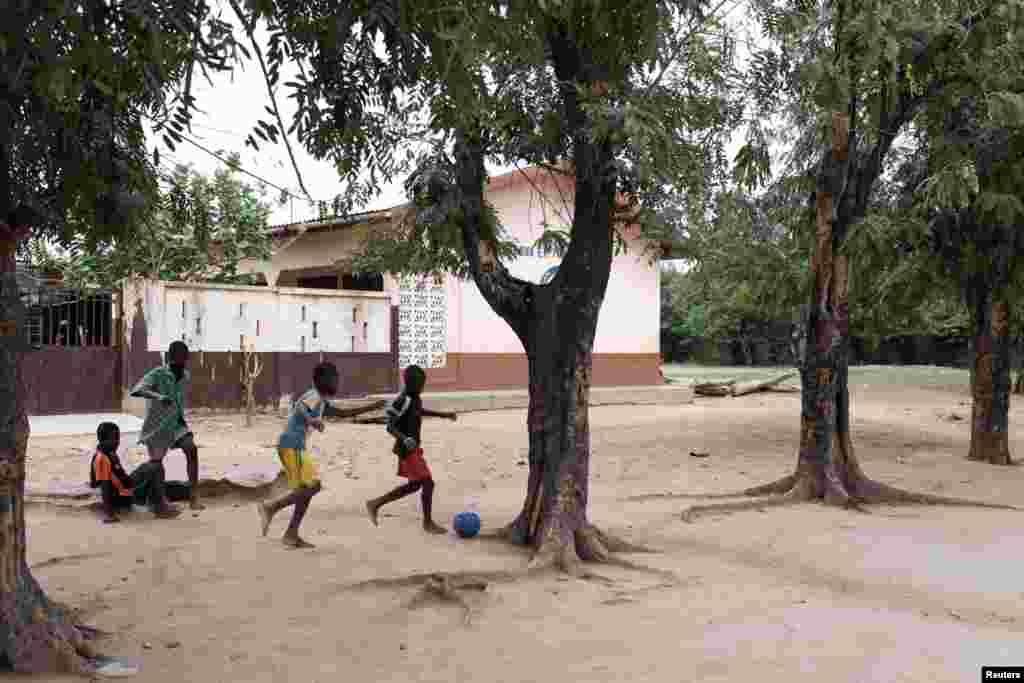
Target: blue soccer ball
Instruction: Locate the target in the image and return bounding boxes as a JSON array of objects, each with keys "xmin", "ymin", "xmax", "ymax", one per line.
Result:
[{"xmin": 453, "ymin": 511, "xmax": 481, "ymax": 538}]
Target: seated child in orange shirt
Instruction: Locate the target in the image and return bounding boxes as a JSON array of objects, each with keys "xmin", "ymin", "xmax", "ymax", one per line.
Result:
[{"xmin": 90, "ymin": 422, "xmax": 185, "ymax": 522}]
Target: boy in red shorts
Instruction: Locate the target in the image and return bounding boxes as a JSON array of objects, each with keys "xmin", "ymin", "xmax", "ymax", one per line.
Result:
[{"xmin": 366, "ymin": 365, "xmax": 456, "ymax": 534}]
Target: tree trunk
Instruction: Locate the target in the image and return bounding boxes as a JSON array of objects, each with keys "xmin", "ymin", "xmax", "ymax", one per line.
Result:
[
  {"xmin": 687, "ymin": 113, "xmax": 1016, "ymax": 516},
  {"xmin": 451, "ymin": 114, "xmax": 620, "ymax": 568},
  {"xmin": 1012, "ymin": 338, "xmax": 1024, "ymax": 394},
  {"xmin": 0, "ymin": 230, "xmax": 92, "ymax": 672},
  {"xmin": 502, "ymin": 301, "xmax": 603, "ymax": 569},
  {"xmin": 713, "ymin": 114, "xmax": 875, "ymax": 504},
  {"xmin": 740, "ymin": 332, "xmax": 754, "ymax": 366},
  {"xmin": 782, "ymin": 113, "xmax": 859, "ymax": 502},
  {"xmin": 967, "ymin": 297, "xmax": 1013, "ymax": 465}
]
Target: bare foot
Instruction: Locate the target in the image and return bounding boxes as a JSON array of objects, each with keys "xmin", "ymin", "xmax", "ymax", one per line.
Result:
[
  {"xmin": 189, "ymin": 499, "xmax": 206, "ymax": 511},
  {"xmin": 365, "ymin": 501, "xmax": 379, "ymax": 527},
  {"xmin": 424, "ymin": 522, "xmax": 447, "ymax": 535},
  {"xmin": 257, "ymin": 502, "xmax": 272, "ymax": 537},
  {"xmin": 153, "ymin": 506, "xmax": 182, "ymax": 519},
  {"xmin": 282, "ymin": 536, "xmax": 316, "ymax": 549}
]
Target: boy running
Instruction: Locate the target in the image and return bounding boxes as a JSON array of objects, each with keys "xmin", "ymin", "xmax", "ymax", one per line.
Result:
[
  {"xmin": 257, "ymin": 362, "xmax": 339, "ymax": 549},
  {"xmin": 366, "ymin": 365, "xmax": 456, "ymax": 535},
  {"xmin": 130, "ymin": 341, "xmax": 204, "ymax": 511},
  {"xmin": 89, "ymin": 422, "xmax": 182, "ymax": 522}
]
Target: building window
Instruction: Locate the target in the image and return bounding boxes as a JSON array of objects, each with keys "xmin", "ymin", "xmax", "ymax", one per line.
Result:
[
  {"xmin": 341, "ymin": 272, "xmax": 384, "ymax": 292},
  {"xmin": 297, "ymin": 274, "xmax": 339, "ymax": 289}
]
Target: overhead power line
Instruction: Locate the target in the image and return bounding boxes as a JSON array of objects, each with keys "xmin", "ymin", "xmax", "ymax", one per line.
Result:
[{"xmin": 175, "ymin": 133, "xmax": 312, "ymax": 204}]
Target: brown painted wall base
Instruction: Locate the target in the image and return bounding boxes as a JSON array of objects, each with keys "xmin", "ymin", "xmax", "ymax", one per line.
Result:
[
  {"xmin": 423, "ymin": 353, "xmax": 663, "ymax": 392},
  {"xmin": 123, "ymin": 350, "xmax": 397, "ymax": 412},
  {"xmin": 24, "ymin": 348, "xmax": 121, "ymax": 415}
]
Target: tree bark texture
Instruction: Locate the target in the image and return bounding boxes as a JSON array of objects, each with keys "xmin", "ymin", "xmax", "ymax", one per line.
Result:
[
  {"xmin": 454, "ymin": 115, "xmax": 621, "ymax": 567},
  {"xmin": 0, "ymin": 227, "xmax": 90, "ymax": 673},
  {"xmin": 967, "ymin": 295, "xmax": 1013, "ymax": 465},
  {"xmin": 682, "ymin": 112, "xmax": 1016, "ymax": 521},
  {"xmin": 787, "ymin": 113, "xmax": 860, "ymax": 502}
]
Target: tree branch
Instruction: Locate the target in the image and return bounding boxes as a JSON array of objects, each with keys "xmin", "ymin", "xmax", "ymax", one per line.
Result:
[
  {"xmin": 543, "ymin": 32, "xmax": 617, "ymax": 302},
  {"xmin": 227, "ymin": 0, "xmax": 313, "ymax": 203},
  {"xmin": 644, "ymin": 0, "xmax": 734, "ymax": 96},
  {"xmin": 846, "ymin": 4, "xmax": 998, "ymax": 225},
  {"xmin": 453, "ymin": 129, "xmax": 533, "ymax": 342},
  {"xmin": 514, "ymin": 163, "xmax": 573, "ymax": 232}
]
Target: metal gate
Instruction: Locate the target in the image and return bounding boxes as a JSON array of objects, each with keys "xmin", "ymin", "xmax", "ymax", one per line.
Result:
[{"xmin": 19, "ymin": 271, "xmax": 121, "ymax": 415}]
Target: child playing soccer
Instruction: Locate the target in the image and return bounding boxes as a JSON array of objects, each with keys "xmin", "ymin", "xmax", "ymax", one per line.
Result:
[
  {"xmin": 130, "ymin": 340, "xmax": 204, "ymax": 511},
  {"xmin": 256, "ymin": 362, "xmax": 339, "ymax": 549},
  {"xmin": 366, "ymin": 365, "xmax": 456, "ymax": 535},
  {"xmin": 89, "ymin": 422, "xmax": 182, "ymax": 522}
]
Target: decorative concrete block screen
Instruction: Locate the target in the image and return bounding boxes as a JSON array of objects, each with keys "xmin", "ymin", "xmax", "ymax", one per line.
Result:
[
  {"xmin": 397, "ymin": 275, "xmax": 447, "ymax": 369},
  {"xmin": 126, "ymin": 279, "xmax": 391, "ymax": 354}
]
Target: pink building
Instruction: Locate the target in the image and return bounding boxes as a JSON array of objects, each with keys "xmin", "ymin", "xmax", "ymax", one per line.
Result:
[{"xmin": 240, "ymin": 167, "xmax": 666, "ymax": 392}]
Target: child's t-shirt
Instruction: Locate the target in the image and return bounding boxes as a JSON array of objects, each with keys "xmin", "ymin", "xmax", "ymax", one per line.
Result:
[
  {"xmin": 278, "ymin": 388, "xmax": 326, "ymax": 451},
  {"xmin": 91, "ymin": 451, "xmax": 133, "ymax": 497},
  {"xmin": 386, "ymin": 392, "xmax": 423, "ymax": 456}
]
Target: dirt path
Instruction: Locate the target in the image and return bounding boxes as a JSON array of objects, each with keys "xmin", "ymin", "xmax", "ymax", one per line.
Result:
[{"xmin": 23, "ymin": 381, "xmax": 1024, "ymax": 682}]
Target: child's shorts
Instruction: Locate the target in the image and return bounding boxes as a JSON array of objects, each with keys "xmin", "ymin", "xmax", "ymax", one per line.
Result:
[
  {"xmin": 397, "ymin": 447, "xmax": 432, "ymax": 481},
  {"xmin": 278, "ymin": 448, "xmax": 320, "ymax": 489}
]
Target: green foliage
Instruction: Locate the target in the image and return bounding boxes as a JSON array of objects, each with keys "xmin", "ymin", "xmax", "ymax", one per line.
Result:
[
  {"xmin": 235, "ymin": 0, "xmax": 745, "ymax": 280},
  {"xmin": 897, "ymin": 0, "xmax": 1024, "ymax": 324},
  {"xmin": 2, "ymin": 0, "xmax": 236, "ymax": 247},
  {"xmin": 724, "ymin": 0, "xmax": 1023, "ymax": 354},
  {"xmin": 672, "ymin": 189, "xmax": 807, "ymax": 340},
  {"xmin": 27, "ymin": 158, "xmax": 276, "ymax": 289},
  {"xmin": 841, "ymin": 207, "xmax": 970, "ymax": 342},
  {"xmin": 676, "ymin": 302, "xmax": 707, "ymax": 337}
]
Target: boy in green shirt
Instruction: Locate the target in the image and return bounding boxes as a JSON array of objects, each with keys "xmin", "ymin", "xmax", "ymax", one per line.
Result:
[{"xmin": 130, "ymin": 341, "xmax": 204, "ymax": 512}]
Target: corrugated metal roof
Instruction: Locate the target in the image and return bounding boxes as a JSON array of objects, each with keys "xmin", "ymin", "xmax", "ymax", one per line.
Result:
[{"xmin": 267, "ymin": 206, "xmax": 403, "ymax": 237}]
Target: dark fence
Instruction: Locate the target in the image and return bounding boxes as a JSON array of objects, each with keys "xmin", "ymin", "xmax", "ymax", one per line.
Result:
[
  {"xmin": 664, "ymin": 332, "xmax": 981, "ymax": 368},
  {"xmin": 21, "ymin": 280, "xmax": 116, "ymax": 348}
]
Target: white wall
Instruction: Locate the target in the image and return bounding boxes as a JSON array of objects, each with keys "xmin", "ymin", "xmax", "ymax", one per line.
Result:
[
  {"xmin": 128, "ymin": 279, "xmax": 391, "ymax": 353},
  {"xmin": 232, "ymin": 168, "xmax": 662, "ymax": 364},
  {"xmin": 447, "ymin": 170, "xmax": 661, "ymax": 356}
]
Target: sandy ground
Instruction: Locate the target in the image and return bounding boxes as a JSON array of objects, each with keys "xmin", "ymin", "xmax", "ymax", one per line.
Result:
[{"xmin": 20, "ymin": 379, "xmax": 1024, "ymax": 682}]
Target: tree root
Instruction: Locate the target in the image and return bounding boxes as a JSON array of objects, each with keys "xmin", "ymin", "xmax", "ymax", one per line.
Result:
[
  {"xmin": 406, "ymin": 574, "xmax": 488, "ymax": 626},
  {"xmin": 682, "ymin": 480, "xmax": 816, "ymax": 522},
  {"xmin": 742, "ymin": 473, "xmax": 799, "ymax": 497},
  {"xmin": 624, "ymin": 474, "xmax": 799, "ymax": 503},
  {"xmin": 679, "ymin": 471, "xmax": 1021, "ymax": 523},
  {"xmin": 967, "ymin": 452, "xmax": 1015, "ymax": 466},
  {"xmin": 334, "ymin": 525, "xmax": 677, "ymax": 626},
  {"xmin": 852, "ymin": 478, "xmax": 1021, "ymax": 510},
  {"xmin": 344, "ymin": 570, "xmax": 524, "ymax": 592},
  {"xmin": 579, "ymin": 525, "xmax": 658, "ymax": 554},
  {"xmin": 490, "ymin": 522, "xmax": 680, "ymax": 588},
  {"xmin": 341, "ymin": 570, "xmax": 525, "ymax": 629},
  {"xmin": 0, "ymin": 576, "xmax": 110, "ymax": 674}
]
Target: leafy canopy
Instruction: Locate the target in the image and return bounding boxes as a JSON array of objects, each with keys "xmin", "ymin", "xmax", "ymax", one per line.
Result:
[
  {"xmin": 2, "ymin": 0, "xmax": 238, "ymax": 249},
  {"xmin": 235, "ymin": 0, "xmax": 746, "ymax": 280},
  {"xmin": 27, "ymin": 156, "xmax": 277, "ymax": 289}
]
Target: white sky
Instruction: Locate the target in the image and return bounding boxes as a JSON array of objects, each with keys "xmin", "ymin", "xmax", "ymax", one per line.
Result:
[{"xmin": 145, "ymin": 1, "xmax": 756, "ymax": 230}]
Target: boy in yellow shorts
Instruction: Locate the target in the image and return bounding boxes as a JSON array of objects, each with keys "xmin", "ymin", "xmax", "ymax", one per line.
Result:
[{"xmin": 256, "ymin": 362, "xmax": 338, "ymax": 548}]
